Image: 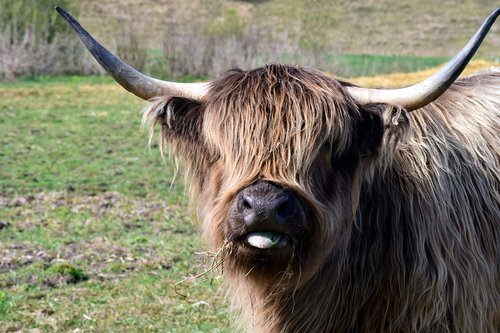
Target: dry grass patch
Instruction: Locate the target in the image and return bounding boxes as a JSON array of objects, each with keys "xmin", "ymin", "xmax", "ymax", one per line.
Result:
[{"xmin": 350, "ymin": 60, "xmax": 498, "ymax": 88}]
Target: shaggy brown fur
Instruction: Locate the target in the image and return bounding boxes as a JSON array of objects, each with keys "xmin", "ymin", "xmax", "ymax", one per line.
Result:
[{"xmin": 143, "ymin": 65, "xmax": 500, "ymax": 332}]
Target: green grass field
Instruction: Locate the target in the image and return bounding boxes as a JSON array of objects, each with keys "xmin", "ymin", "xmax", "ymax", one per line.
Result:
[{"xmin": 0, "ymin": 77, "xmax": 230, "ymax": 332}]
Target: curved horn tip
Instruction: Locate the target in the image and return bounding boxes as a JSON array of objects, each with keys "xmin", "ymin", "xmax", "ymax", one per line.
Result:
[
  {"xmin": 55, "ymin": 6, "xmax": 209, "ymax": 101},
  {"xmin": 347, "ymin": 8, "xmax": 499, "ymax": 111}
]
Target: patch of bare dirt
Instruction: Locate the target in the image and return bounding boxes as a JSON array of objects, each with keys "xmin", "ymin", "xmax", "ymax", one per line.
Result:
[
  {"xmin": 0, "ymin": 191, "xmax": 190, "ymax": 232},
  {"xmin": 0, "ymin": 191, "xmax": 182, "ymax": 288},
  {"xmin": 0, "ymin": 237, "xmax": 173, "ymax": 288},
  {"xmin": 0, "ymin": 242, "xmax": 52, "ymax": 273},
  {"xmin": 0, "ymin": 191, "xmax": 178, "ymax": 220}
]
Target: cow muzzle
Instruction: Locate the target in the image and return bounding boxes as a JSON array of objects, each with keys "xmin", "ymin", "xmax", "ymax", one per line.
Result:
[{"xmin": 227, "ymin": 181, "xmax": 307, "ymax": 255}]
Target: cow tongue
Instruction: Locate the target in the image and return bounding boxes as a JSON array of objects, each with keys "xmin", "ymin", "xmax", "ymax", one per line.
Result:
[{"xmin": 245, "ymin": 231, "xmax": 289, "ymax": 249}]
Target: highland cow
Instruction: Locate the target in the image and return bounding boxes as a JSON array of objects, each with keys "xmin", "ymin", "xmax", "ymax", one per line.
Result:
[{"xmin": 57, "ymin": 7, "xmax": 500, "ymax": 333}]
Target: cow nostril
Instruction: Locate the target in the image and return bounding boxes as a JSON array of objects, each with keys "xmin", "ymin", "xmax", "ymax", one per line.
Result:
[
  {"xmin": 242, "ymin": 197, "xmax": 252, "ymax": 210},
  {"xmin": 239, "ymin": 194, "xmax": 254, "ymax": 211}
]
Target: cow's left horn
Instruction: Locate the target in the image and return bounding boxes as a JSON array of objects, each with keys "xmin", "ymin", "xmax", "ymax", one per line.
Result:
[
  {"xmin": 346, "ymin": 8, "xmax": 499, "ymax": 111},
  {"xmin": 56, "ymin": 7, "xmax": 209, "ymax": 101}
]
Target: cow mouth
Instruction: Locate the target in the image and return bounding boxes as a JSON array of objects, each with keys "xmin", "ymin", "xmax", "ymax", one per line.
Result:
[
  {"xmin": 229, "ymin": 230, "xmax": 297, "ymax": 270},
  {"xmin": 242, "ymin": 231, "xmax": 292, "ymax": 250},
  {"xmin": 231, "ymin": 228, "xmax": 300, "ymax": 261},
  {"xmin": 228, "ymin": 228, "xmax": 304, "ymax": 276}
]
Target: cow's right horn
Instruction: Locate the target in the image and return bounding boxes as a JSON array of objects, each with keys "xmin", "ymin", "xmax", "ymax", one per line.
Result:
[
  {"xmin": 347, "ymin": 8, "xmax": 499, "ymax": 111},
  {"xmin": 56, "ymin": 7, "xmax": 209, "ymax": 101}
]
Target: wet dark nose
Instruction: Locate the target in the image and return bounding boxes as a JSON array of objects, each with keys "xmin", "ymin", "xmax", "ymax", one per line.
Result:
[{"xmin": 234, "ymin": 182, "xmax": 304, "ymax": 232}]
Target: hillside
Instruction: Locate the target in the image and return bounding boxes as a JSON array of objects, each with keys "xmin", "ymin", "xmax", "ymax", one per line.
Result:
[
  {"xmin": 1, "ymin": 1, "xmax": 497, "ymax": 80},
  {"xmin": 77, "ymin": 0, "xmax": 499, "ymax": 58}
]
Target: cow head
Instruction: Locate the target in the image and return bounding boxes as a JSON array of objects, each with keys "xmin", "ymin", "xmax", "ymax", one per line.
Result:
[
  {"xmin": 56, "ymin": 7, "xmax": 499, "ymax": 288},
  {"xmin": 144, "ymin": 65, "xmax": 403, "ymax": 284},
  {"xmin": 206, "ymin": 67, "xmax": 409, "ymax": 285}
]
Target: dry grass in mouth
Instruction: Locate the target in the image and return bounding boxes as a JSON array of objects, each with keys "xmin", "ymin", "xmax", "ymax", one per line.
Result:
[{"xmin": 174, "ymin": 241, "xmax": 233, "ymax": 298}]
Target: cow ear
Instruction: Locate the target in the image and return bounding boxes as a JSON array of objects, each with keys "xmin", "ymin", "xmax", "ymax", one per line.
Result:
[
  {"xmin": 354, "ymin": 104, "xmax": 385, "ymax": 156},
  {"xmin": 355, "ymin": 104, "xmax": 410, "ymax": 157},
  {"xmin": 153, "ymin": 97, "xmax": 203, "ymax": 140}
]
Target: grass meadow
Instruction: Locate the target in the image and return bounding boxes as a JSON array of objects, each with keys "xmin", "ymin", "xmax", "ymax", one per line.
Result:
[{"xmin": 0, "ymin": 60, "xmax": 496, "ymax": 332}]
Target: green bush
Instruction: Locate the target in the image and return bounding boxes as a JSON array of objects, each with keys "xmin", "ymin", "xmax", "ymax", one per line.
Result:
[
  {"xmin": 0, "ymin": 0, "xmax": 74, "ymax": 44},
  {"xmin": 0, "ymin": 1, "xmax": 102, "ymax": 79}
]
